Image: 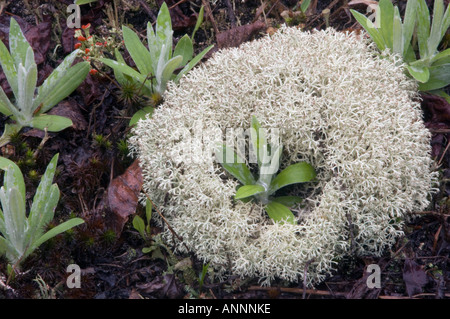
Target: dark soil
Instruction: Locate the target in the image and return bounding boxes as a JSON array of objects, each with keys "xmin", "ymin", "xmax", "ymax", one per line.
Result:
[{"xmin": 0, "ymin": 0, "xmax": 449, "ymax": 300}]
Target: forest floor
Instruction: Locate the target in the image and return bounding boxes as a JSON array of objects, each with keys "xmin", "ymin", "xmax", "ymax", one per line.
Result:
[{"xmin": 0, "ymin": 0, "xmax": 449, "ymax": 300}]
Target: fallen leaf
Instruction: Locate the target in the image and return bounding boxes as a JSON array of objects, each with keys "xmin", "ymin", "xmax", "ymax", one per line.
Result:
[
  {"xmin": 403, "ymin": 258, "xmax": 428, "ymax": 297},
  {"xmin": 106, "ymin": 159, "xmax": 143, "ymax": 234},
  {"xmin": 217, "ymin": 20, "xmax": 266, "ymax": 49},
  {"xmin": 48, "ymin": 100, "xmax": 88, "ymax": 131}
]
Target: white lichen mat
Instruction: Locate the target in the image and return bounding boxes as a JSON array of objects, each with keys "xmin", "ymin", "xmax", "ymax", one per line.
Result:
[{"xmin": 130, "ymin": 26, "xmax": 437, "ymax": 285}]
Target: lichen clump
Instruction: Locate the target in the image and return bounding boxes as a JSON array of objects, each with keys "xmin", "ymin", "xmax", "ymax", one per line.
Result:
[{"xmin": 130, "ymin": 26, "xmax": 437, "ymax": 285}]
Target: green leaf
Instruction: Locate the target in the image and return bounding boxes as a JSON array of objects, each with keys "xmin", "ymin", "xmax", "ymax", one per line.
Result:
[
  {"xmin": 36, "ymin": 61, "xmax": 90, "ymax": 115},
  {"xmin": 132, "ymin": 215, "xmax": 146, "ymax": 239},
  {"xmin": 174, "ymin": 45, "xmax": 214, "ymax": 83},
  {"xmin": 259, "ymin": 145, "xmax": 283, "ymax": 187},
  {"xmin": 156, "ymin": 55, "xmax": 183, "ymax": 93},
  {"xmin": 101, "ymin": 58, "xmax": 149, "ymax": 89},
  {"xmin": 113, "ymin": 49, "xmax": 130, "ymax": 87},
  {"xmin": 265, "ymin": 201, "xmax": 296, "ymax": 225},
  {"xmin": 145, "ymin": 199, "xmax": 152, "ymax": 225},
  {"xmin": 122, "ymin": 25, "xmax": 153, "ymax": 76},
  {"xmin": 29, "ymin": 218, "xmax": 84, "ymax": 255},
  {"xmin": 0, "ymin": 83, "xmax": 16, "ymax": 117},
  {"xmin": 379, "ymin": 0, "xmax": 394, "ymax": 50},
  {"xmin": 431, "ymin": 48, "xmax": 450, "ymax": 65},
  {"xmin": 27, "ymin": 154, "xmax": 59, "ymax": 231},
  {"xmin": 16, "ymin": 48, "xmax": 37, "ymax": 117},
  {"xmin": 405, "ymin": 64, "xmax": 430, "ymax": 83},
  {"xmin": 31, "ymin": 114, "xmax": 73, "ymax": 132},
  {"xmin": 269, "ymin": 161, "xmax": 316, "ymax": 195},
  {"xmin": 392, "ymin": 6, "xmax": 403, "ymax": 55},
  {"xmin": 173, "ymin": 35, "xmax": 194, "ymax": 67},
  {"xmin": 418, "ymin": 63, "xmax": 450, "ymax": 90},
  {"xmin": 300, "ymin": 0, "xmax": 311, "ymax": 13},
  {"xmin": 270, "ymin": 196, "xmax": 303, "ymax": 207},
  {"xmin": 192, "ymin": 5, "xmax": 205, "ymax": 40},
  {"xmin": 4, "ymin": 186, "xmax": 26, "ymax": 254},
  {"xmin": 350, "ymin": 9, "xmax": 386, "ymax": 51},
  {"xmin": 0, "ymin": 157, "xmax": 25, "ymax": 201},
  {"xmin": 235, "ymin": 184, "xmax": 265, "ymax": 200},
  {"xmin": 250, "ymin": 115, "xmax": 267, "ymax": 168},
  {"xmin": 9, "ymin": 18, "xmax": 32, "ymax": 70},
  {"xmin": 402, "ymin": 0, "xmax": 418, "ymax": 57},
  {"xmin": 75, "ymin": 0, "xmax": 98, "ymax": 4},
  {"xmin": 0, "ymin": 38, "xmax": 18, "ymax": 98},
  {"xmin": 129, "ymin": 106, "xmax": 154, "ymax": 127},
  {"xmin": 416, "ymin": 0, "xmax": 431, "ymax": 58},
  {"xmin": 215, "ymin": 144, "xmax": 255, "ymax": 186},
  {"xmin": 428, "ymin": 0, "xmax": 445, "ymax": 57}
]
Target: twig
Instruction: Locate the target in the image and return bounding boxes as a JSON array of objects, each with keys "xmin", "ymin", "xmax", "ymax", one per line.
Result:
[
  {"xmin": 437, "ymin": 138, "xmax": 450, "ymax": 166},
  {"xmin": 202, "ymin": 0, "xmax": 219, "ymax": 35},
  {"xmin": 223, "ymin": 0, "xmax": 237, "ymax": 27},
  {"xmin": 137, "ymin": 0, "xmax": 157, "ymax": 23},
  {"xmin": 143, "ymin": 192, "xmax": 190, "ymax": 252}
]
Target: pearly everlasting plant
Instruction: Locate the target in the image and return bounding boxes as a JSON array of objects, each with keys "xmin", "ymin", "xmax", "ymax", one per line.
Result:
[
  {"xmin": 0, "ymin": 18, "xmax": 90, "ymax": 147},
  {"xmin": 130, "ymin": 26, "xmax": 437, "ymax": 286},
  {"xmin": 0, "ymin": 154, "xmax": 84, "ymax": 268}
]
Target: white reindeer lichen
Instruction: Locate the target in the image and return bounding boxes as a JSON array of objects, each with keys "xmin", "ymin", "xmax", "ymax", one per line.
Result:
[{"xmin": 129, "ymin": 26, "xmax": 437, "ymax": 286}]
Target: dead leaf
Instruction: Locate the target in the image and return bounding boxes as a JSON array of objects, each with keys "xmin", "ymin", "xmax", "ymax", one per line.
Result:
[
  {"xmin": 48, "ymin": 100, "xmax": 88, "ymax": 131},
  {"xmin": 106, "ymin": 159, "xmax": 143, "ymax": 234},
  {"xmin": 403, "ymin": 258, "xmax": 428, "ymax": 297},
  {"xmin": 217, "ymin": 20, "xmax": 266, "ymax": 49}
]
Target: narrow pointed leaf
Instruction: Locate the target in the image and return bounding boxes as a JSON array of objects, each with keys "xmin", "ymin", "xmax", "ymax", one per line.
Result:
[
  {"xmin": 402, "ymin": 0, "xmax": 418, "ymax": 57},
  {"xmin": 235, "ymin": 184, "xmax": 265, "ymax": 200},
  {"xmin": 215, "ymin": 144, "xmax": 255, "ymax": 185},
  {"xmin": 265, "ymin": 201, "xmax": 296, "ymax": 225},
  {"xmin": 418, "ymin": 63, "xmax": 450, "ymax": 90},
  {"xmin": 31, "ymin": 114, "xmax": 72, "ymax": 132},
  {"xmin": 9, "ymin": 18, "xmax": 32, "ymax": 69},
  {"xmin": 0, "ymin": 157, "xmax": 25, "ymax": 200},
  {"xmin": 379, "ymin": 0, "xmax": 394, "ymax": 49},
  {"xmin": 428, "ymin": 0, "xmax": 445, "ymax": 56},
  {"xmin": 173, "ymin": 35, "xmax": 193, "ymax": 67},
  {"xmin": 129, "ymin": 106, "xmax": 154, "ymax": 127},
  {"xmin": 0, "ymin": 84, "xmax": 16, "ymax": 117},
  {"xmin": 269, "ymin": 161, "xmax": 316, "ymax": 195},
  {"xmin": 132, "ymin": 215, "xmax": 146, "ymax": 239},
  {"xmin": 250, "ymin": 115, "xmax": 267, "ymax": 168},
  {"xmin": 29, "ymin": 218, "xmax": 84, "ymax": 255},
  {"xmin": 33, "ymin": 50, "xmax": 80, "ymax": 113},
  {"xmin": 0, "ymin": 39, "xmax": 18, "ymax": 98},
  {"xmin": 392, "ymin": 6, "xmax": 403, "ymax": 55},
  {"xmin": 416, "ymin": 0, "xmax": 430, "ymax": 58},
  {"xmin": 350, "ymin": 10, "xmax": 386, "ymax": 51},
  {"xmin": 122, "ymin": 25, "xmax": 153, "ymax": 76},
  {"xmin": 192, "ymin": 5, "xmax": 205, "ymax": 39},
  {"xmin": 35, "ymin": 61, "xmax": 90, "ymax": 114},
  {"xmin": 174, "ymin": 45, "xmax": 214, "ymax": 82},
  {"xmin": 157, "ymin": 55, "xmax": 183, "ymax": 93}
]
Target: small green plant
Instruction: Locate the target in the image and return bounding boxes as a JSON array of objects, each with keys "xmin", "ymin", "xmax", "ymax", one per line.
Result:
[
  {"xmin": 0, "ymin": 18, "xmax": 90, "ymax": 147},
  {"xmin": 101, "ymin": 2, "xmax": 213, "ymax": 123},
  {"xmin": 281, "ymin": 0, "xmax": 312, "ymax": 26},
  {"xmin": 351, "ymin": 0, "xmax": 450, "ymax": 92},
  {"xmin": 0, "ymin": 154, "xmax": 84, "ymax": 270},
  {"xmin": 215, "ymin": 116, "xmax": 316, "ymax": 225}
]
